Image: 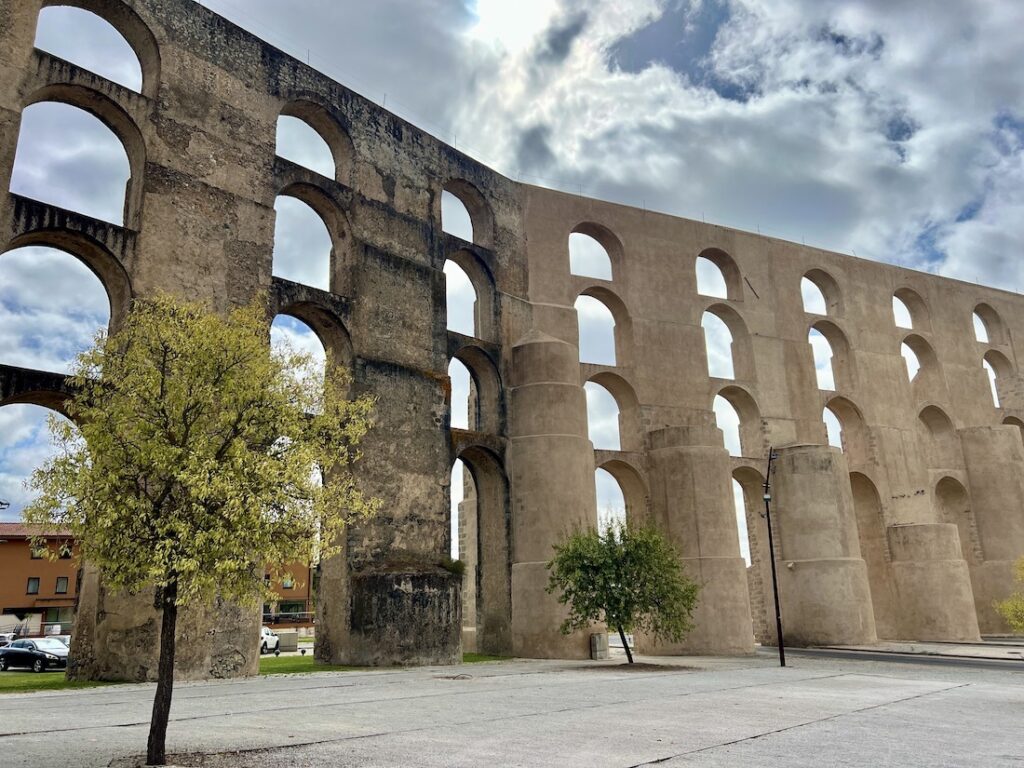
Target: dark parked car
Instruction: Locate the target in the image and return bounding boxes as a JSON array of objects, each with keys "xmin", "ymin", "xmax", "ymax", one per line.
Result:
[{"xmin": 0, "ymin": 637, "xmax": 69, "ymax": 672}]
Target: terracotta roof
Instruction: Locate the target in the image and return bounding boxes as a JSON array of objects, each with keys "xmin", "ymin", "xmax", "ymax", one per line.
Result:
[{"xmin": 0, "ymin": 523, "xmax": 73, "ymax": 540}]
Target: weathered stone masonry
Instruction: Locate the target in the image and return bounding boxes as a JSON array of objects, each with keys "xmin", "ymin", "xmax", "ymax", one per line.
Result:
[{"xmin": 1, "ymin": 0, "xmax": 1022, "ymax": 679}]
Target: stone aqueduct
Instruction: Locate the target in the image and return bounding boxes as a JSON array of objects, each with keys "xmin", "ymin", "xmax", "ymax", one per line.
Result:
[{"xmin": 1, "ymin": 0, "xmax": 1023, "ymax": 680}]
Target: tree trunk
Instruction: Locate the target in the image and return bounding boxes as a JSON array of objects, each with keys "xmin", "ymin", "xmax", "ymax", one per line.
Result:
[
  {"xmin": 147, "ymin": 580, "xmax": 178, "ymax": 766},
  {"xmin": 617, "ymin": 625, "xmax": 634, "ymax": 664}
]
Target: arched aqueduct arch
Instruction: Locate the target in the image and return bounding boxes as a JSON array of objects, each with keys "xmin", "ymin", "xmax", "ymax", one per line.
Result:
[
  {"xmin": 40, "ymin": 0, "xmax": 162, "ymax": 98},
  {"xmin": 587, "ymin": 370, "xmax": 642, "ymax": 453},
  {"xmin": 278, "ymin": 101, "xmax": 356, "ymax": 186},
  {"xmin": 441, "ymin": 179, "xmax": 495, "ymax": 249},
  {"xmin": 577, "ymin": 285, "xmax": 633, "ymax": 368},
  {"xmin": 893, "ymin": 287, "xmax": 931, "ymax": 332},
  {"xmin": 597, "ymin": 458, "xmax": 649, "ymax": 525},
  {"xmin": 454, "ymin": 443, "xmax": 512, "ymax": 656},
  {"xmin": 802, "ymin": 268, "xmax": 843, "ymax": 316},
  {"xmin": 824, "ymin": 395, "xmax": 871, "ymax": 467},
  {"xmin": 810, "ymin": 318, "xmax": 855, "ymax": 392},
  {"xmin": 571, "ymin": 221, "xmax": 624, "ymax": 281},
  {"xmin": 275, "ymin": 181, "xmax": 355, "ymax": 295},
  {"xmin": 704, "ymin": 302, "xmax": 755, "ymax": 381},
  {"xmin": 451, "ymin": 343, "xmax": 503, "ymax": 435},
  {"xmin": 20, "ymin": 83, "xmax": 147, "ymax": 228},
  {"xmin": 447, "ymin": 248, "xmax": 498, "ymax": 342},
  {"xmin": 2, "ymin": 230, "xmax": 133, "ymax": 330},
  {"xmin": 973, "ymin": 302, "xmax": 1007, "ymax": 345},
  {"xmin": 696, "ymin": 247, "xmax": 742, "ymax": 301},
  {"xmin": 715, "ymin": 384, "xmax": 763, "ymax": 459}
]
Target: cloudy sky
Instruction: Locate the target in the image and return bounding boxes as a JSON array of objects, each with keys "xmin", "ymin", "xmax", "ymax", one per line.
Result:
[{"xmin": 2, "ymin": 0, "xmax": 1022, "ymax": 563}]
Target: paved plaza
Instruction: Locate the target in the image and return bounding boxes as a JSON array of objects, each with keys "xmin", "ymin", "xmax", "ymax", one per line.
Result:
[{"xmin": 1, "ymin": 651, "xmax": 1021, "ymax": 767}]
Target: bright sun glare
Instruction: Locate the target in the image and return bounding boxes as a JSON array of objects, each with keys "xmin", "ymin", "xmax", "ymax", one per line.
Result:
[{"xmin": 470, "ymin": 0, "xmax": 559, "ymax": 51}]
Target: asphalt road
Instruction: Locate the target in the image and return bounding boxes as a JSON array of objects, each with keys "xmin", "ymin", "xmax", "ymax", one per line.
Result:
[{"xmin": 1, "ymin": 652, "xmax": 1021, "ymax": 767}]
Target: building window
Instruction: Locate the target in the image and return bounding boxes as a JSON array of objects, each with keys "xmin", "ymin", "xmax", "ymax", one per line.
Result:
[
  {"xmin": 281, "ymin": 576, "xmax": 295, "ymax": 590},
  {"xmin": 30, "ymin": 547, "xmax": 44, "ymax": 560},
  {"xmin": 27, "ymin": 577, "xmax": 40, "ymax": 595},
  {"xmin": 59, "ymin": 544, "xmax": 72, "ymax": 559},
  {"xmin": 55, "ymin": 576, "xmax": 69, "ymax": 594}
]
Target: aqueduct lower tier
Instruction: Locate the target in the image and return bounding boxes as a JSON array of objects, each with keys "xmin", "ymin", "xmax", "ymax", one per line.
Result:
[{"xmin": 1, "ymin": 0, "xmax": 1022, "ymax": 680}]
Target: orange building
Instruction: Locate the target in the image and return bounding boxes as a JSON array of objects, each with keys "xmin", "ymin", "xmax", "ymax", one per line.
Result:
[
  {"xmin": 0, "ymin": 524, "xmax": 78, "ymax": 635},
  {"xmin": 263, "ymin": 562, "xmax": 314, "ymax": 628}
]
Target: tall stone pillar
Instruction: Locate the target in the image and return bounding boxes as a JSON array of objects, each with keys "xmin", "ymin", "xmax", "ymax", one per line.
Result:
[
  {"xmin": 887, "ymin": 524, "xmax": 981, "ymax": 641},
  {"xmin": 959, "ymin": 426, "xmax": 1024, "ymax": 633},
  {"xmin": 641, "ymin": 424, "xmax": 755, "ymax": 656},
  {"xmin": 507, "ymin": 331, "xmax": 596, "ymax": 658},
  {"xmin": 772, "ymin": 445, "xmax": 877, "ymax": 646}
]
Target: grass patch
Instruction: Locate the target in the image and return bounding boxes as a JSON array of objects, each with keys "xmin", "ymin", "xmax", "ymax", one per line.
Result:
[
  {"xmin": 0, "ymin": 670, "xmax": 119, "ymax": 695},
  {"xmin": 258, "ymin": 654, "xmax": 357, "ymax": 675},
  {"xmin": 463, "ymin": 653, "xmax": 512, "ymax": 663}
]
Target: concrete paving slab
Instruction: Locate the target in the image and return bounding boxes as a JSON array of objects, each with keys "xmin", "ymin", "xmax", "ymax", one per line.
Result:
[{"xmin": 0, "ymin": 654, "xmax": 1020, "ymax": 767}]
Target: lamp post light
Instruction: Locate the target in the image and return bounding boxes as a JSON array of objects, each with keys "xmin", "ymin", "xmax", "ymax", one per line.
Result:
[{"xmin": 762, "ymin": 448, "xmax": 785, "ymax": 667}]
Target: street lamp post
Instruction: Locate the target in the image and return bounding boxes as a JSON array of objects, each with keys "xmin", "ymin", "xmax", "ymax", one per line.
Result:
[{"xmin": 762, "ymin": 448, "xmax": 785, "ymax": 667}]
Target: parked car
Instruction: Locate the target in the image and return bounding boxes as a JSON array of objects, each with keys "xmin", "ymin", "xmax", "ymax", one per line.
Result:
[
  {"xmin": 52, "ymin": 635, "xmax": 72, "ymax": 647},
  {"xmin": 260, "ymin": 626, "xmax": 280, "ymax": 655},
  {"xmin": 0, "ymin": 632, "xmax": 14, "ymax": 648},
  {"xmin": 0, "ymin": 637, "xmax": 69, "ymax": 672}
]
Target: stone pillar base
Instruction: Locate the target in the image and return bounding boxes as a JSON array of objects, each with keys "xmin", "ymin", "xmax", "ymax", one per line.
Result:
[
  {"xmin": 511, "ymin": 562, "xmax": 590, "ymax": 659},
  {"xmin": 888, "ymin": 524, "xmax": 981, "ymax": 642},
  {"xmin": 69, "ymin": 565, "xmax": 260, "ymax": 682},
  {"xmin": 778, "ymin": 558, "xmax": 877, "ymax": 646},
  {"xmin": 639, "ymin": 556, "xmax": 755, "ymax": 656},
  {"xmin": 340, "ymin": 569, "xmax": 462, "ymax": 666}
]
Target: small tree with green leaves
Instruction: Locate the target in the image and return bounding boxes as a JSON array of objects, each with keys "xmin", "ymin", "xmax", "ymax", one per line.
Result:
[
  {"xmin": 24, "ymin": 294, "xmax": 379, "ymax": 766},
  {"xmin": 996, "ymin": 557, "xmax": 1024, "ymax": 633},
  {"xmin": 546, "ymin": 522, "xmax": 700, "ymax": 663}
]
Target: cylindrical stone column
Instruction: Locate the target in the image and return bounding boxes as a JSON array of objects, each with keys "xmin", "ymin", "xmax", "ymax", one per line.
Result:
[
  {"xmin": 507, "ymin": 331, "xmax": 596, "ymax": 659},
  {"xmin": 887, "ymin": 524, "xmax": 981, "ymax": 641},
  {"xmin": 772, "ymin": 444, "xmax": 877, "ymax": 646},
  {"xmin": 959, "ymin": 425, "xmax": 1024, "ymax": 633},
  {"xmin": 640, "ymin": 424, "xmax": 755, "ymax": 656}
]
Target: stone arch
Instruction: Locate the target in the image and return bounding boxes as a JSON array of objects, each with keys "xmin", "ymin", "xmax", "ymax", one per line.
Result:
[
  {"xmin": 576, "ymin": 287, "xmax": 632, "ymax": 367},
  {"xmin": 276, "ymin": 182, "xmax": 354, "ymax": 295},
  {"xmin": 452, "ymin": 344, "xmax": 503, "ymax": 435},
  {"xmin": 0, "ymin": 245, "xmax": 112, "ymax": 376},
  {"xmin": 17, "ymin": 85, "xmax": 146, "ymax": 227},
  {"xmin": 569, "ymin": 232, "xmax": 612, "ymax": 281},
  {"xmin": 696, "ymin": 247, "xmax": 742, "ymax": 301},
  {"xmin": 278, "ymin": 101, "xmax": 356, "ymax": 185},
  {"xmin": 935, "ymin": 476, "xmax": 982, "ymax": 566},
  {"xmin": 1002, "ymin": 416, "xmax": 1024, "ymax": 447},
  {"xmin": 849, "ymin": 472, "xmax": 898, "ymax": 639},
  {"xmin": 809, "ymin": 319, "xmax": 854, "ymax": 391},
  {"xmin": 586, "ymin": 371, "xmax": 642, "ymax": 452},
  {"xmin": 0, "ymin": 402, "xmax": 79, "ymax": 519},
  {"xmin": 39, "ymin": 0, "xmax": 162, "ymax": 97},
  {"xmin": 824, "ymin": 396, "xmax": 870, "ymax": 467},
  {"xmin": 2, "ymin": 229, "xmax": 131, "ymax": 331},
  {"xmin": 597, "ymin": 458, "xmax": 649, "ymax": 526},
  {"xmin": 571, "ymin": 222, "xmax": 624, "ymax": 280},
  {"xmin": 272, "ymin": 301, "xmax": 353, "ymax": 373},
  {"xmin": 973, "ymin": 303, "xmax": 1006, "ymax": 345},
  {"xmin": 983, "ymin": 349, "xmax": 1013, "ymax": 408},
  {"xmin": 454, "ymin": 444, "xmax": 511, "ymax": 655},
  {"xmin": 35, "ymin": 5, "xmax": 144, "ymax": 92},
  {"xmin": 442, "ymin": 179, "xmax": 495, "ymax": 249},
  {"xmin": 917, "ymin": 405, "xmax": 962, "ymax": 471},
  {"xmin": 732, "ymin": 466, "xmax": 773, "ymax": 645},
  {"xmin": 801, "ymin": 268, "xmax": 842, "ymax": 316},
  {"xmin": 893, "ymin": 287, "xmax": 930, "ymax": 332},
  {"xmin": 901, "ymin": 333, "xmax": 941, "ymax": 393},
  {"xmin": 703, "ymin": 303, "xmax": 754, "ymax": 381},
  {"xmin": 447, "ymin": 249, "xmax": 496, "ymax": 341},
  {"xmin": 715, "ymin": 385, "xmax": 763, "ymax": 459}
]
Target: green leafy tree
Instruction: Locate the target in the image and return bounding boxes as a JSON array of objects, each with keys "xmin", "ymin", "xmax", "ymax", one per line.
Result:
[
  {"xmin": 546, "ymin": 522, "xmax": 700, "ymax": 663},
  {"xmin": 24, "ymin": 295, "xmax": 379, "ymax": 766},
  {"xmin": 996, "ymin": 557, "xmax": 1024, "ymax": 633}
]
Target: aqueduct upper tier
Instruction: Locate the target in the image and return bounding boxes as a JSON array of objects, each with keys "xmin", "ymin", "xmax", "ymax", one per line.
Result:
[{"xmin": 1, "ymin": 0, "xmax": 1021, "ymax": 679}]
